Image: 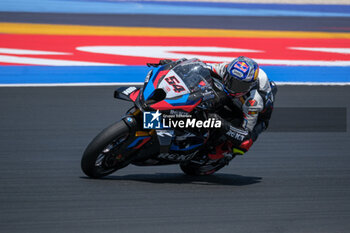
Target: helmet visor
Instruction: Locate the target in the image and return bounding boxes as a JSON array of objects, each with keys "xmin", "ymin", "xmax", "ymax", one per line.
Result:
[{"xmin": 224, "ymin": 74, "xmax": 254, "ymax": 95}]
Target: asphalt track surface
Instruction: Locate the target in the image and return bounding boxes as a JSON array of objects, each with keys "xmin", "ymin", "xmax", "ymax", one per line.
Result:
[
  {"xmin": 1, "ymin": 12, "xmax": 350, "ymax": 32},
  {"xmin": 1, "ymin": 85, "xmax": 350, "ymax": 233}
]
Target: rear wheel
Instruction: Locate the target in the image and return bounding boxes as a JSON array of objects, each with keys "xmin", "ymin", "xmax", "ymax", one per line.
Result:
[{"xmin": 81, "ymin": 120, "xmax": 131, "ymax": 178}]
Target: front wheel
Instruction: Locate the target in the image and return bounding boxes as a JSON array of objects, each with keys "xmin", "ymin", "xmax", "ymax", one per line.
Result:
[{"xmin": 81, "ymin": 120, "xmax": 131, "ymax": 178}]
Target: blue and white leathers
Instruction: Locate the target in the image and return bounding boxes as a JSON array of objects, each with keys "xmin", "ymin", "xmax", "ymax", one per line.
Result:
[{"xmin": 207, "ymin": 62, "xmax": 273, "ymax": 132}]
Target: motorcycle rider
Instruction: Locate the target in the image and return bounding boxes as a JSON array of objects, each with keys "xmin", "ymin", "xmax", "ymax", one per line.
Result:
[
  {"xmin": 205, "ymin": 56, "xmax": 277, "ymax": 161},
  {"xmin": 148, "ymin": 56, "xmax": 277, "ymax": 161}
]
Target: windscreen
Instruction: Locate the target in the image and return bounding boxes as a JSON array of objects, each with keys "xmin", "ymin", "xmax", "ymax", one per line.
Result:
[{"xmin": 172, "ymin": 60, "xmax": 212, "ymax": 92}]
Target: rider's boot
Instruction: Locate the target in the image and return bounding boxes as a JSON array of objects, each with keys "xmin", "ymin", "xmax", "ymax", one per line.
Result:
[{"xmin": 207, "ymin": 141, "xmax": 234, "ymax": 164}]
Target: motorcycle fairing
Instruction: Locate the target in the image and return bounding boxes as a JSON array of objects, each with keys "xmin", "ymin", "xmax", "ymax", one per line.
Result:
[
  {"xmin": 129, "ymin": 129, "xmax": 206, "ymax": 166},
  {"xmin": 142, "ymin": 60, "xmax": 214, "ymax": 112},
  {"xmin": 127, "ymin": 136, "xmax": 151, "ymax": 150},
  {"xmin": 142, "ymin": 66, "xmax": 165, "ymax": 101},
  {"xmin": 157, "ymin": 69, "xmax": 190, "ymax": 98},
  {"xmin": 114, "ymin": 86, "xmax": 140, "ymax": 102},
  {"xmin": 170, "ymin": 143, "xmax": 202, "ymax": 151},
  {"xmin": 149, "ymin": 98, "xmax": 202, "ymax": 112}
]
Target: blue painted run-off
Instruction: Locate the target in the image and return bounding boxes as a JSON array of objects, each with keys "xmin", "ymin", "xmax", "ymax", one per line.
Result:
[
  {"xmin": 1, "ymin": 66, "xmax": 350, "ymax": 84},
  {"xmin": 0, "ymin": 0, "xmax": 349, "ymax": 17}
]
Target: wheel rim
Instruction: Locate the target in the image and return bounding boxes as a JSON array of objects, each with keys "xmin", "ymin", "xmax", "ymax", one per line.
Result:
[{"xmin": 94, "ymin": 134, "xmax": 128, "ymax": 174}]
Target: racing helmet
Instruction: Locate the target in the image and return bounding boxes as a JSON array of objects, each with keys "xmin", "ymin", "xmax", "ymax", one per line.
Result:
[{"xmin": 223, "ymin": 56, "xmax": 259, "ymax": 97}]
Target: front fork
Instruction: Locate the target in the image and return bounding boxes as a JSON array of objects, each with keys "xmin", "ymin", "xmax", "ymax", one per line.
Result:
[{"xmin": 122, "ymin": 108, "xmax": 156, "ymax": 151}]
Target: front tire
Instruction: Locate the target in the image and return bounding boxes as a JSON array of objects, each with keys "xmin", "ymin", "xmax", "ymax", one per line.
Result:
[{"xmin": 81, "ymin": 120, "xmax": 131, "ymax": 178}]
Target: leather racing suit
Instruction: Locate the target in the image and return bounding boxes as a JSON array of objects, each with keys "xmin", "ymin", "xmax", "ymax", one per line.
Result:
[{"xmin": 206, "ymin": 62, "xmax": 277, "ymax": 156}]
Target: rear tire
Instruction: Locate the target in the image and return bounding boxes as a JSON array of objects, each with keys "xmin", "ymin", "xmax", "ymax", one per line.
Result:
[{"xmin": 81, "ymin": 120, "xmax": 130, "ymax": 178}]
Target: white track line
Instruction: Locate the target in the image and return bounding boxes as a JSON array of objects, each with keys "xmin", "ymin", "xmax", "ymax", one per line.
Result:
[
  {"xmin": 275, "ymin": 82, "xmax": 350, "ymax": 86},
  {"xmin": 1, "ymin": 82, "xmax": 350, "ymax": 87},
  {"xmin": 0, "ymin": 55, "xmax": 120, "ymax": 66},
  {"xmin": 0, "ymin": 82, "xmax": 144, "ymax": 87},
  {"xmin": 77, "ymin": 46, "xmax": 350, "ymax": 67},
  {"xmin": 0, "ymin": 48, "xmax": 70, "ymax": 55},
  {"xmin": 142, "ymin": 0, "xmax": 350, "ymax": 4}
]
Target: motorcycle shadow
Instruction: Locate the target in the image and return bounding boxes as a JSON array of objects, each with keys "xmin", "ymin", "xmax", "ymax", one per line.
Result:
[{"xmin": 97, "ymin": 173, "xmax": 262, "ymax": 186}]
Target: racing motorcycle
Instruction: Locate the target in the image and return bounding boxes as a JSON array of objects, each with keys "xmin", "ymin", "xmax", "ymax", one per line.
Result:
[{"xmin": 81, "ymin": 58, "xmax": 236, "ymax": 178}]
